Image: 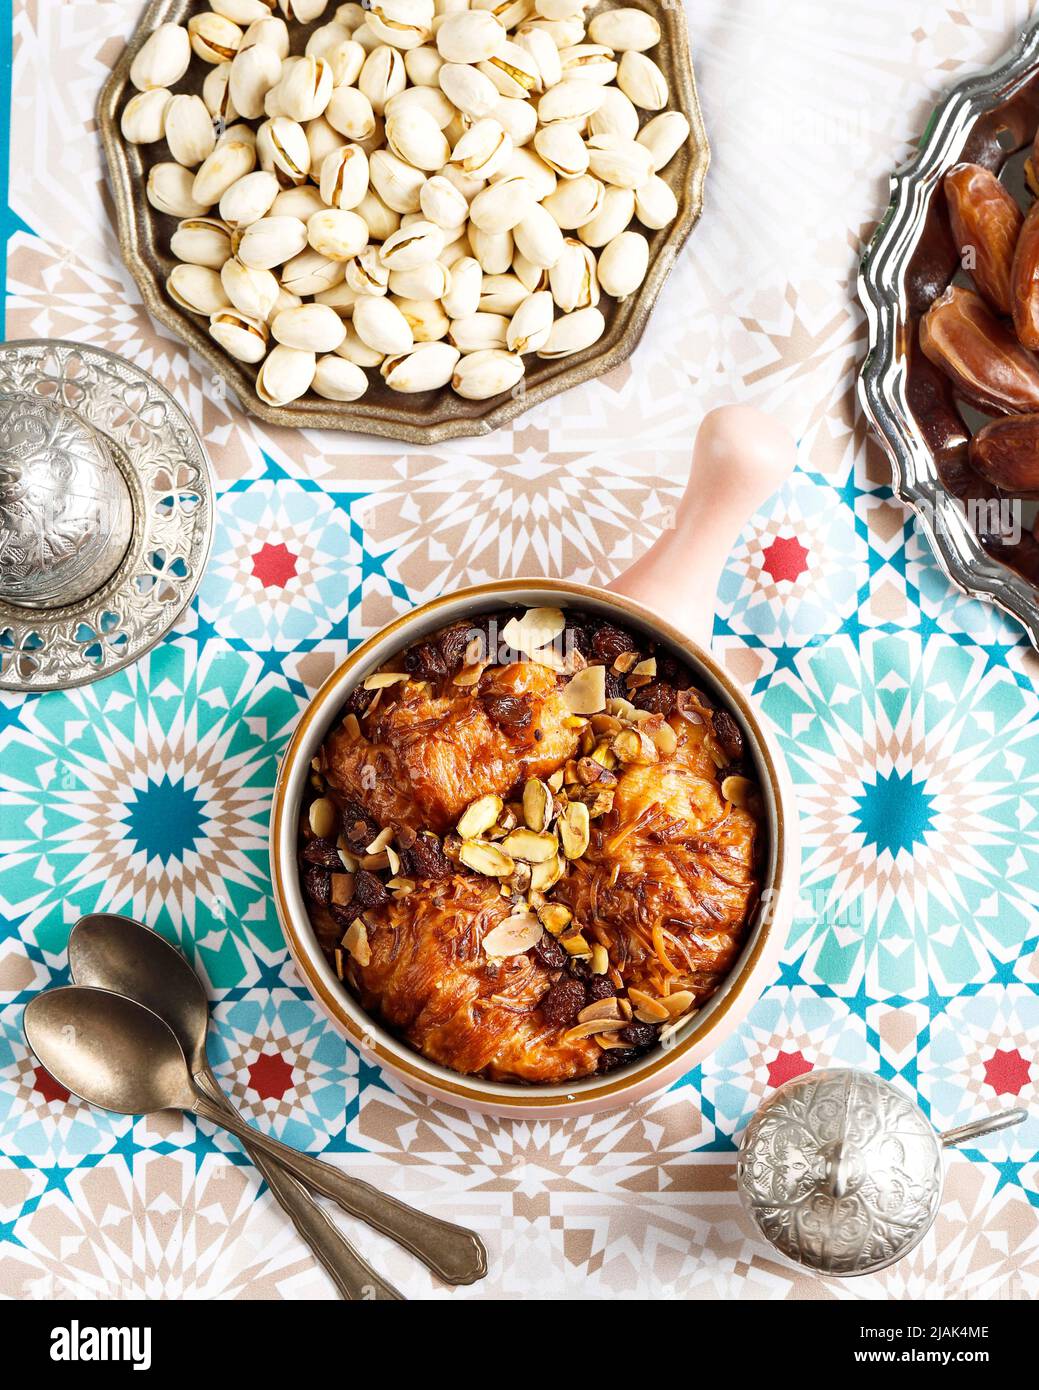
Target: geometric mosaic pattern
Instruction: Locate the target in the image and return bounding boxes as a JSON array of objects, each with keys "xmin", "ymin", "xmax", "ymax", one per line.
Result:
[{"xmin": 1, "ymin": 0, "xmax": 1037, "ymax": 1299}]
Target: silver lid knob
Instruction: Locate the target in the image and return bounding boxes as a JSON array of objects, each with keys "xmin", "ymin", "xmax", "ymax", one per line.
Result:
[
  {"xmin": 737, "ymin": 1068, "xmax": 1024, "ymax": 1277},
  {"xmin": 0, "ymin": 392, "xmax": 133, "ymax": 609}
]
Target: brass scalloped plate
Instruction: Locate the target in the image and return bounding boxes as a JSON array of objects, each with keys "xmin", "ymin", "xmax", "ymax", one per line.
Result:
[{"xmin": 98, "ymin": 0, "xmax": 710, "ymax": 441}]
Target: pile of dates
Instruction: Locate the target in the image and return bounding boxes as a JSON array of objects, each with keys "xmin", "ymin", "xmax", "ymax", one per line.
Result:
[{"xmin": 922, "ymin": 153, "xmax": 1039, "ymax": 496}]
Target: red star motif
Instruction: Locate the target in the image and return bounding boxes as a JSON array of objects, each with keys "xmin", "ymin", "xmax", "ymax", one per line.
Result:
[
  {"xmin": 761, "ymin": 535, "xmax": 809, "ymax": 584},
  {"xmin": 247, "ymin": 1051, "xmax": 295, "ymax": 1101},
  {"xmin": 33, "ymin": 1066, "xmax": 70, "ymax": 1105},
  {"xmin": 766, "ymin": 1050, "xmax": 813, "ymax": 1089},
  {"xmin": 983, "ymin": 1048, "xmax": 1031, "ymax": 1097},
  {"xmin": 251, "ymin": 541, "xmax": 298, "ymax": 590}
]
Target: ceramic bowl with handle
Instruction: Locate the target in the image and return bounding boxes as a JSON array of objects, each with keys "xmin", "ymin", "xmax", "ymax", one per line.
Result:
[{"xmin": 269, "ymin": 406, "xmax": 800, "ymax": 1117}]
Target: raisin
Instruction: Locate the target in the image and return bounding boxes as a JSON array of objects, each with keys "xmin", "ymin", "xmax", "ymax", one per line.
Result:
[
  {"xmin": 539, "ymin": 977, "xmax": 586, "ymax": 1028},
  {"xmin": 534, "ymin": 933, "xmax": 567, "ymax": 969},
  {"xmin": 655, "ymin": 652, "xmax": 689, "ymax": 685},
  {"xmin": 401, "ymin": 831, "xmax": 452, "ymax": 880},
  {"xmin": 585, "ymin": 974, "xmax": 615, "ymax": 1004},
  {"xmin": 344, "ymin": 685, "xmax": 373, "ymax": 718},
  {"xmin": 620, "ymin": 1020, "xmax": 658, "ymax": 1048},
  {"xmin": 605, "ymin": 671, "xmax": 626, "ymax": 702},
  {"xmin": 340, "ymin": 798, "xmax": 380, "ymax": 851},
  {"xmin": 483, "ymin": 694, "xmax": 533, "ymax": 733},
  {"xmin": 565, "ymin": 625, "xmax": 593, "ymax": 660},
  {"xmin": 302, "ymin": 865, "xmax": 332, "ymax": 906},
  {"xmin": 352, "ymin": 869, "xmax": 389, "ymax": 910},
  {"xmin": 300, "ymin": 836, "xmax": 343, "ymax": 869},
  {"xmin": 712, "ymin": 710, "xmax": 744, "ymax": 762},
  {"xmin": 404, "ymin": 641, "xmax": 447, "ymax": 681},
  {"xmin": 328, "ymin": 903, "xmax": 356, "ymax": 929},
  {"xmin": 633, "ymin": 681, "xmax": 676, "ymax": 716},
  {"xmin": 600, "ymin": 1047, "xmax": 638, "ymax": 1072},
  {"xmin": 590, "ymin": 622, "xmax": 636, "ymax": 665},
  {"xmin": 439, "ymin": 624, "xmax": 472, "ymax": 670}
]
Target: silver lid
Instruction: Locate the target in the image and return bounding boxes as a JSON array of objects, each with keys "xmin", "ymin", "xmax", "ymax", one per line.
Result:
[
  {"xmin": 736, "ymin": 1069, "xmax": 942, "ymax": 1277},
  {"xmin": 0, "ymin": 393, "xmax": 133, "ymax": 609}
]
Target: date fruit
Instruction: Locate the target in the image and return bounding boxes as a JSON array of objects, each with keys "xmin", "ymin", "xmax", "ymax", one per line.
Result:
[
  {"xmin": 945, "ymin": 163, "xmax": 1022, "ymax": 316},
  {"xmin": 968, "ymin": 413, "xmax": 1039, "ymax": 495},
  {"xmin": 919, "ymin": 286, "xmax": 1039, "ymax": 415},
  {"xmin": 1013, "ymin": 199, "xmax": 1039, "ymax": 348}
]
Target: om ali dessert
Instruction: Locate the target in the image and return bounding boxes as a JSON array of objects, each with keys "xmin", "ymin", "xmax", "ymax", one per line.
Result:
[{"xmin": 298, "ymin": 606, "xmax": 765, "ymax": 1085}]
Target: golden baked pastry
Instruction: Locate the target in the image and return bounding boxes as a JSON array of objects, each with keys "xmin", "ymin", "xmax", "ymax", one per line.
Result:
[{"xmin": 299, "ymin": 607, "xmax": 764, "ymax": 1085}]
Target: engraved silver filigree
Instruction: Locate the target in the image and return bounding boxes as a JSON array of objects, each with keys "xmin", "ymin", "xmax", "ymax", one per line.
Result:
[
  {"xmin": 858, "ymin": 14, "xmax": 1039, "ymax": 650},
  {"xmin": 737, "ymin": 1069, "xmax": 943, "ymax": 1277},
  {"xmin": 0, "ymin": 393, "xmax": 133, "ymax": 609},
  {"xmin": 0, "ymin": 339, "xmax": 214, "ymax": 692}
]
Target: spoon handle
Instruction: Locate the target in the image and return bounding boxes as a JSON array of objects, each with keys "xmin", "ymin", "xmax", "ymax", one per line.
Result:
[
  {"xmin": 191, "ymin": 1084, "xmax": 487, "ymax": 1286},
  {"xmin": 194, "ymin": 1074, "xmax": 402, "ymax": 1302}
]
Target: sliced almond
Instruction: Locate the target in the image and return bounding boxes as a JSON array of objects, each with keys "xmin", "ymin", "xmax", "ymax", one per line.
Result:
[
  {"xmin": 595, "ymin": 1031, "xmax": 632, "ymax": 1050},
  {"xmin": 387, "ymin": 875, "xmax": 415, "ymax": 894},
  {"xmin": 663, "ymin": 989, "xmax": 696, "ymax": 1018},
  {"xmin": 606, "ymin": 695, "xmax": 638, "ymax": 720},
  {"xmin": 577, "ymin": 996, "xmax": 627, "ymax": 1024},
  {"xmin": 558, "ymin": 800, "xmax": 590, "ymax": 859},
  {"xmin": 628, "ymin": 987, "xmax": 670, "ymax": 1023},
  {"xmin": 501, "ymin": 827, "xmax": 559, "ymax": 863},
  {"xmin": 563, "ymin": 663, "xmax": 606, "ymax": 715},
  {"xmin": 342, "ymin": 712, "xmax": 361, "ymax": 741},
  {"xmin": 366, "ymin": 826, "xmax": 394, "ymax": 854},
  {"xmin": 482, "ymin": 909, "xmax": 544, "ymax": 958},
  {"xmin": 561, "ymin": 931, "xmax": 592, "ymax": 958},
  {"xmin": 334, "ymin": 947, "xmax": 345, "ymax": 980},
  {"xmin": 528, "ymin": 642, "xmax": 566, "ymax": 671},
  {"xmin": 522, "ymin": 777, "xmax": 552, "ymax": 832},
  {"xmin": 630, "ymin": 657, "xmax": 656, "ymax": 678},
  {"xmin": 457, "ymin": 793, "xmax": 504, "ymax": 839},
  {"xmin": 360, "ymin": 851, "xmax": 389, "ymax": 871},
  {"xmin": 453, "ymin": 660, "xmax": 487, "ymax": 687},
  {"xmin": 343, "ymin": 917, "xmax": 371, "ymax": 967},
  {"xmin": 500, "ymin": 606, "xmax": 566, "ymax": 659},
  {"xmin": 590, "ymin": 943, "xmax": 609, "ymax": 975},
  {"xmin": 612, "ymin": 649, "xmax": 640, "ymax": 674},
  {"xmin": 537, "ymin": 902, "xmax": 572, "ymax": 935},
  {"xmin": 648, "ymin": 719, "xmax": 678, "ymax": 756},
  {"xmin": 386, "ymin": 844, "xmax": 400, "ymax": 875},
  {"xmin": 530, "ymin": 854, "xmax": 564, "ymax": 892},
  {"xmin": 330, "ymin": 872, "xmax": 355, "ymax": 907},
  {"xmin": 363, "ymin": 670, "xmax": 409, "ymax": 690},
  {"xmin": 564, "ymin": 1016, "xmax": 627, "ymax": 1039},
  {"xmin": 721, "ymin": 774, "xmax": 755, "ymax": 808},
  {"xmin": 336, "ymin": 842, "xmax": 359, "ymax": 871},
  {"xmin": 547, "ymin": 767, "xmax": 565, "ymax": 792},
  {"xmin": 309, "ymin": 795, "xmax": 338, "ymax": 839},
  {"xmin": 459, "ymin": 839, "xmax": 515, "ymax": 877}
]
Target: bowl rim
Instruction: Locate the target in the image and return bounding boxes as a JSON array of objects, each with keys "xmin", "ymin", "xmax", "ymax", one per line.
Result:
[{"xmin": 270, "ymin": 577, "xmax": 790, "ymax": 1109}]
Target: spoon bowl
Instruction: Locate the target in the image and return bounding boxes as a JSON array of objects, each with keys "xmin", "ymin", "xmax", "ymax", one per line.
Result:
[
  {"xmin": 69, "ymin": 914, "xmax": 209, "ymax": 1072},
  {"xmin": 24, "ymin": 985, "xmax": 198, "ymax": 1115}
]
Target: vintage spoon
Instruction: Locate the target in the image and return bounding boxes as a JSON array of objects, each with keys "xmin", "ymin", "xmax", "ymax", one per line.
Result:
[
  {"xmin": 65, "ymin": 915, "xmax": 487, "ymax": 1288},
  {"xmin": 24, "ymin": 983, "xmax": 486, "ymax": 1292},
  {"xmin": 66, "ymin": 916, "xmax": 398, "ymax": 1302}
]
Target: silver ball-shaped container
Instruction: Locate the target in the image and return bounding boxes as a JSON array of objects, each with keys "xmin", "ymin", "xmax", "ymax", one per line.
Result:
[
  {"xmin": 737, "ymin": 1068, "xmax": 1025, "ymax": 1277},
  {"xmin": 0, "ymin": 392, "xmax": 133, "ymax": 609}
]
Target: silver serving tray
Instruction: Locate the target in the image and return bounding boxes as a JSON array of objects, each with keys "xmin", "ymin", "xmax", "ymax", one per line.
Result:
[{"xmin": 858, "ymin": 15, "xmax": 1039, "ymax": 649}]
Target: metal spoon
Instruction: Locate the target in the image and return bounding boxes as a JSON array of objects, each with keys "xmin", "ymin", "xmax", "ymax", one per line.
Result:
[
  {"xmin": 65, "ymin": 917, "xmax": 398, "ymax": 1302},
  {"xmin": 65, "ymin": 914, "xmax": 487, "ymax": 1289}
]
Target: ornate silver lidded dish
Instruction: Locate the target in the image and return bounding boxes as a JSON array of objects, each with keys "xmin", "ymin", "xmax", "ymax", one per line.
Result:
[
  {"xmin": 737, "ymin": 1068, "xmax": 1025, "ymax": 1277},
  {"xmin": 0, "ymin": 393, "xmax": 134, "ymax": 609},
  {"xmin": 0, "ymin": 339, "xmax": 214, "ymax": 692},
  {"xmin": 858, "ymin": 13, "xmax": 1039, "ymax": 650}
]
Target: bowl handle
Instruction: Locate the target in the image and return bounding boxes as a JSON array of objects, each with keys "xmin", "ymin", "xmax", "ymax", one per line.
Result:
[{"xmin": 608, "ymin": 405, "xmax": 798, "ymax": 648}]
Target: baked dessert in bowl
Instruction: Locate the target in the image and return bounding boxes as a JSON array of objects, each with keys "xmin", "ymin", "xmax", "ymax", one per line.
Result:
[
  {"xmin": 298, "ymin": 605, "xmax": 764, "ymax": 1085},
  {"xmin": 270, "ymin": 406, "xmax": 800, "ymax": 1115}
]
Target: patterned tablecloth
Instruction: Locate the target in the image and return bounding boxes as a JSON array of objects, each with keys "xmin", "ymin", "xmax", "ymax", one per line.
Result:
[{"xmin": 1, "ymin": 0, "xmax": 1037, "ymax": 1301}]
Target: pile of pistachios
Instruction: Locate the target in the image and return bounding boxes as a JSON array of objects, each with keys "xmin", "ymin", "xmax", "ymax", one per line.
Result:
[{"xmin": 121, "ymin": 0, "xmax": 691, "ymax": 406}]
